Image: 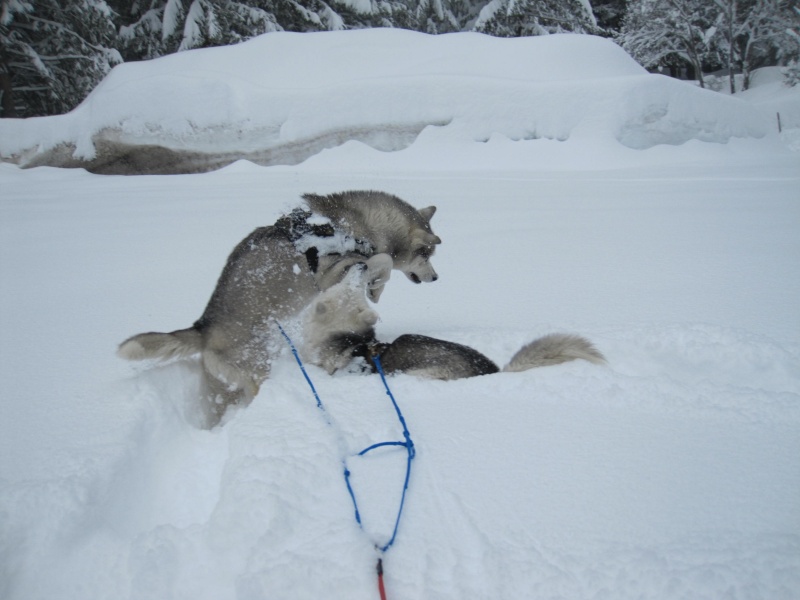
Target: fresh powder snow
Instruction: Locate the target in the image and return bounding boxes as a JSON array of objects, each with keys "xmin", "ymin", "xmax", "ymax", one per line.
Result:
[{"xmin": 1, "ymin": 30, "xmax": 799, "ymax": 600}]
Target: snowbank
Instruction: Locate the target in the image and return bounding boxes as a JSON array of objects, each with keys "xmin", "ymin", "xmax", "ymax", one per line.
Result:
[
  {"xmin": 736, "ymin": 67, "xmax": 800, "ymax": 150},
  {"xmin": 0, "ymin": 29, "xmax": 772, "ymax": 174}
]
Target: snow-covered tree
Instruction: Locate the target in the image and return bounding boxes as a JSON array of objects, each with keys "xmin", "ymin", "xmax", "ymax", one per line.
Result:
[
  {"xmin": 473, "ymin": 0, "xmax": 598, "ymax": 37},
  {"xmin": 618, "ymin": 0, "xmax": 719, "ymax": 87},
  {"xmin": 1, "ymin": 0, "xmax": 121, "ymax": 117},
  {"xmin": 713, "ymin": 0, "xmax": 800, "ymax": 90},
  {"xmin": 592, "ymin": 0, "xmax": 626, "ymax": 35},
  {"xmin": 115, "ymin": 1, "xmax": 282, "ymax": 59},
  {"xmin": 784, "ymin": 4, "xmax": 800, "ymax": 84},
  {"xmin": 409, "ymin": 0, "xmax": 460, "ymax": 33},
  {"xmin": 620, "ymin": 0, "xmax": 800, "ymax": 91},
  {"xmin": 116, "ymin": 0, "xmax": 356, "ymax": 60}
]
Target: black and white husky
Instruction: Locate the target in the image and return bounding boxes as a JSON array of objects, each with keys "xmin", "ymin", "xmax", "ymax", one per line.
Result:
[
  {"xmin": 118, "ymin": 191, "xmax": 441, "ymax": 426},
  {"xmin": 300, "ymin": 267, "xmax": 606, "ymax": 380}
]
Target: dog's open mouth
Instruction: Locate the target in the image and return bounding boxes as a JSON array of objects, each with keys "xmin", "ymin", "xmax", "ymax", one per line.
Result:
[{"xmin": 410, "ymin": 273, "xmax": 421, "ymax": 284}]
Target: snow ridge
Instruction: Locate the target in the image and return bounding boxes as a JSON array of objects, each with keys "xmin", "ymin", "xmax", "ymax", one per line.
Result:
[{"xmin": 0, "ymin": 29, "xmax": 773, "ymax": 174}]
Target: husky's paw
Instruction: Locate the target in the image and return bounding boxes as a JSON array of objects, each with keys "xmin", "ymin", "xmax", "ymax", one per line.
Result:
[{"xmin": 365, "ymin": 254, "xmax": 393, "ymax": 302}]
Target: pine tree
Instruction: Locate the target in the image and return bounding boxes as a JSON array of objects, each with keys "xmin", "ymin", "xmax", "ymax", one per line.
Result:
[
  {"xmin": 410, "ymin": 0, "xmax": 460, "ymax": 33},
  {"xmin": 115, "ymin": 0, "xmax": 366, "ymax": 61},
  {"xmin": 1, "ymin": 0, "xmax": 121, "ymax": 117},
  {"xmin": 591, "ymin": 0, "xmax": 626, "ymax": 35},
  {"xmin": 115, "ymin": 1, "xmax": 279, "ymax": 59},
  {"xmin": 473, "ymin": 0, "xmax": 598, "ymax": 37}
]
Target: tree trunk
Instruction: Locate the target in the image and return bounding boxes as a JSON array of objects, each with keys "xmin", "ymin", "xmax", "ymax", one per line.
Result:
[
  {"xmin": 728, "ymin": 0, "xmax": 737, "ymax": 94},
  {"xmin": 742, "ymin": 59, "xmax": 751, "ymax": 91},
  {"xmin": 0, "ymin": 54, "xmax": 17, "ymax": 117},
  {"xmin": 686, "ymin": 52, "xmax": 704, "ymax": 88}
]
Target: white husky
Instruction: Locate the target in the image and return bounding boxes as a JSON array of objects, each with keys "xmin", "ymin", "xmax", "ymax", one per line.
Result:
[
  {"xmin": 118, "ymin": 190, "xmax": 441, "ymax": 426},
  {"xmin": 300, "ymin": 268, "xmax": 606, "ymax": 379}
]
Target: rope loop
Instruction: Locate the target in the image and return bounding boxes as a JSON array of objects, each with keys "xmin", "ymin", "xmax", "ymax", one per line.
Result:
[{"xmin": 276, "ymin": 322, "xmax": 415, "ymax": 555}]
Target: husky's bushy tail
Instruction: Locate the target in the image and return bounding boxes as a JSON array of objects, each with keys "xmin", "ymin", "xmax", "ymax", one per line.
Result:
[
  {"xmin": 117, "ymin": 328, "xmax": 202, "ymax": 361},
  {"xmin": 504, "ymin": 333, "xmax": 606, "ymax": 372}
]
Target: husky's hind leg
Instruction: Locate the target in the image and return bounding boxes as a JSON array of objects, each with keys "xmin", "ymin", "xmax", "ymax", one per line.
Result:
[{"xmin": 199, "ymin": 349, "xmax": 261, "ymax": 427}]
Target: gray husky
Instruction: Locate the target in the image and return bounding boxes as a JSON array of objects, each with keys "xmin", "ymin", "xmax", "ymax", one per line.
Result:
[
  {"xmin": 118, "ymin": 190, "xmax": 441, "ymax": 426},
  {"xmin": 300, "ymin": 268, "xmax": 606, "ymax": 379}
]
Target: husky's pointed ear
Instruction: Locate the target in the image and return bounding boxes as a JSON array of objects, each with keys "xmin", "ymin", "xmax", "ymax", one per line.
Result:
[
  {"xmin": 413, "ymin": 231, "xmax": 442, "ymax": 247},
  {"xmin": 418, "ymin": 206, "xmax": 436, "ymax": 223}
]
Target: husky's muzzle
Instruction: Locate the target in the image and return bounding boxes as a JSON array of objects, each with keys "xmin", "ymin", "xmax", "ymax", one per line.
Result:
[{"xmin": 407, "ymin": 270, "xmax": 438, "ymax": 284}]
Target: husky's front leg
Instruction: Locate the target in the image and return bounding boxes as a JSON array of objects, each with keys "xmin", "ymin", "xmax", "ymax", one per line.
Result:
[
  {"xmin": 363, "ymin": 253, "xmax": 392, "ymax": 302},
  {"xmin": 315, "ymin": 252, "xmax": 393, "ymax": 302}
]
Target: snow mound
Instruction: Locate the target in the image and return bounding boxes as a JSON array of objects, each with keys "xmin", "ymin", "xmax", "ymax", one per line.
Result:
[
  {"xmin": 0, "ymin": 29, "xmax": 770, "ymax": 174},
  {"xmin": 737, "ymin": 67, "xmax": 800, "ymax": 151}
]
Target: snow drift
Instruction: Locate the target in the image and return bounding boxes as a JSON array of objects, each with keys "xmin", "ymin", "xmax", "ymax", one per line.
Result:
[
  {"xmin": 0, "ymin": 29, "xmax": 770, "ymax": 174},
  {"xmin": 1, "ymin": 28, "xmax": 799, "ymax": 600}
]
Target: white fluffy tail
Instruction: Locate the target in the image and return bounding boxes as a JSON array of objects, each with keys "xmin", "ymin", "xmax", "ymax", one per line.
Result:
[
  {"xmin": 503, "ymin": 333, "xmax": 606, "ymax": 372},
  {"xmin": 117, "ymin": 327, "xmax": 202, "ymax": 361}
]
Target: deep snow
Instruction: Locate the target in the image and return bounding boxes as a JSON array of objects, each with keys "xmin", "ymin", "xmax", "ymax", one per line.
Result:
[
  {"xmin": 1, "ymin": 30, "xmax": 800, "ymax": 600},
  {"xmin": 0, "ymin": 30, "xmax": 775, "ymax": 173}
]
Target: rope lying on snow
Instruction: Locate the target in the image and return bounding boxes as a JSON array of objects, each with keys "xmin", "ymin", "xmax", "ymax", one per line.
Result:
[
  {"xmin": 345, "ymin": 353, "xmax": 415, "ymax": 552},
  {"xmin": 277, "ymin": 322, "xmax": 415, "ymax": 599}
]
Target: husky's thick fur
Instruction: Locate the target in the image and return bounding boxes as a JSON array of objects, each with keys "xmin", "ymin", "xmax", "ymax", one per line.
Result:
[
  {"xmin": 300, "ymin": 269, "xmax": 606, "ymax": 379},
  {"xmin": 118, "ymin": 190, "xmax": 441, "ymax": 426}
]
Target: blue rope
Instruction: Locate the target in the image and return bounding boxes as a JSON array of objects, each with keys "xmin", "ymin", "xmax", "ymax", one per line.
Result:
[
  {"xmin": 276, "ymin": 323, "xmax": 415, "ymax": 554},
  {"xmin": 370, "ymin": 354, "xmax": 415, "ymax": 552},
  {"xmin": 277, "ymin": 323, "xmax": 324, "ymax": 411}
]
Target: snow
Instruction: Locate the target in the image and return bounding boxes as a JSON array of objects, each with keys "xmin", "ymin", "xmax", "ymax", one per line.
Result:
[
  {"xmin": 736, "ymin": 67, "xmax": 800, "ymax": 151},
  {"xmin": 163, "ymin": 0, "xmax": 185, "ymax": 40},
  {"xmin": 2, "ymin": 29, "xmax": 800, "ymax": 600},
  {"xmin": 0, "ymin": 29, "xmax": 774, "ymax": 169}
]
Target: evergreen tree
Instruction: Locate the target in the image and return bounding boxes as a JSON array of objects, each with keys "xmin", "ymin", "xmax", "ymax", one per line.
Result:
[
  {"xmin": 115, "ymin": 0, "xmax": 288, "ymax": 60},
  {"xmin": 115, "ymin": 0, "xmax": 356, "ymax": 61},
  {"xmin": 411, "ymin": 0, "xmax": 460, "ymax": 33},
  {"xmin": 473, "ymin": 0, "xmax": 598, "ymax": 37},
  {"xmin": 1, "ymin": 0, "xmax": 121, "ymax": 117},
  {"xmin": 591, "ymin": 0, "xmax": 626, "ymax": 35}
]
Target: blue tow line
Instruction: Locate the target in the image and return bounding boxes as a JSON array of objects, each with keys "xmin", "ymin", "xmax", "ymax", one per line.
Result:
[{"xmin": 277, "ymin": 323, "xmax": 415, "ymax": 554}]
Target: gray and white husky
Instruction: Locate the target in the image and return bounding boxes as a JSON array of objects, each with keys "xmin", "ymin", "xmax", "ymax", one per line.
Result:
[
  {"xmin": 300, "ymin": 267, "xmax": 606, "ymax": 379},
  {"xmin": 118, "ymin": 190, "xmax": 441, "ymax": 426}
]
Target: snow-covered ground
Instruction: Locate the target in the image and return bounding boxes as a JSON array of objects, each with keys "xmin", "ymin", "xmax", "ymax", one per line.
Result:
[{"xmin": 1, "ymin": 30, "xmax": 799, "ymax": 600}]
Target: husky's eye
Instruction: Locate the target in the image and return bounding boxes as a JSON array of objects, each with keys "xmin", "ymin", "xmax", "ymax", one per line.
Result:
[{"xmin": 415, "ymin": 246, "xmax": 433, "ymax": 259}]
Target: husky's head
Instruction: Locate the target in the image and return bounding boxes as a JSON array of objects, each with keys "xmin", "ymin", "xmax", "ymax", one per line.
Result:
[
  {"xmin": 395, "ymin": 206, "xmax": 441, "ymax": 285},
  {"xmin": 302, "ymin": 191, "xmax": 442, "ymax": 285}
]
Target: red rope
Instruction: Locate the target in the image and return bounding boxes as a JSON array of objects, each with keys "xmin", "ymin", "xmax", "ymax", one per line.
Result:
[{"xmin": 377, "ymin": 558, "xmax": 387, "ymax": 600}]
